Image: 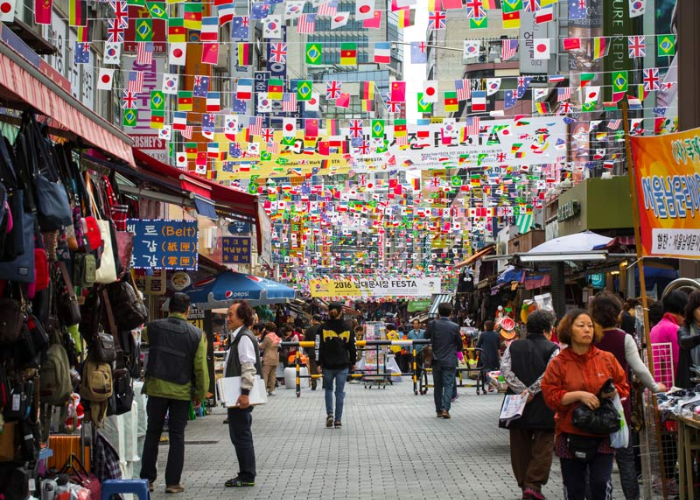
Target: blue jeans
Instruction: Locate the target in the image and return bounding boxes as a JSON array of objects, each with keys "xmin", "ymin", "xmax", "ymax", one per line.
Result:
[
  {"xmin": 323, "ymin": 367, "xmax": 348, "ymax": 421},
  {"xmin": 433, "ymin": 365, "xmax": 456, "ymax": 413}
]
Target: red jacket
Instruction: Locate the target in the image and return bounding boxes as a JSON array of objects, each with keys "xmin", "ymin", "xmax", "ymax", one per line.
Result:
[{"xmin": 541, "ymin": 346, "xmax": 629, "ymax": 437}]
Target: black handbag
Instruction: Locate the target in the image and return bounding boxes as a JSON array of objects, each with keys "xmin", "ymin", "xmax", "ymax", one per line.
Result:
[
  {"xmin": 58, "ymin": 261, "xmax": 81, "ymax": 326},
  {"xmin": 566, "ymin": 433, "xmax": 603, "ymax": 463},
  {"xmin": 0, "ymin": 297, "xmax": 25, "ymax": 347},
  {"xmin": 572, "ymin": 379, "xmax": 621, "ymax": 435},
  {"xmin": 92, "ymin": 331, "xmax": 116, "ymax": 364}
]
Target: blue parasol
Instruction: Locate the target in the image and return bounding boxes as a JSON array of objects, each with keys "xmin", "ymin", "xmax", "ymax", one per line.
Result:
[{"xmin": 182, "ymin": 271, "xmax": 296, "ymax": 310}]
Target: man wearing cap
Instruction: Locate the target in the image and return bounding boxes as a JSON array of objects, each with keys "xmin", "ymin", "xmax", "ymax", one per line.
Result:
[
  {"xmin": 304, "ymin": 314, "xmax": 323, "ymax": 390},
  {"xmin": 317, "ymin": 303, "xmax": 356, "ymax": 428}
]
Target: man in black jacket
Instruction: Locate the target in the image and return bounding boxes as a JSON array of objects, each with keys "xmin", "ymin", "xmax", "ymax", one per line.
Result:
[
  {"xmin": 317, "ymin": 303, "xmax": 356, "ymax": 428},
  {"xmin": 500, "ymin": 310, "xmax": 559, "ymax": 500},
  {"xmin": 304, "ymin": 315, "xmax": 322, "ymax": 390},
  {"xmin": 425, "ymin": 302, "xmax": 462, "ymax": 419}
]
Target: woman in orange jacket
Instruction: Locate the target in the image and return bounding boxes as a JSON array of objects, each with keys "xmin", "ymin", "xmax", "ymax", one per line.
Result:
[{"xmin": 541, "ymin": 309, "xmax": 629, "ymax": 500}]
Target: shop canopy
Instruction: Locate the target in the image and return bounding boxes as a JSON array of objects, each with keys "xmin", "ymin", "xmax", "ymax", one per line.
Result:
[
  {"xmin": 428, "ymin": 293, "xmax": 453, "ymax": 318},
  {"xmin": 183, "ymin": 271, "xmax": 296, "ymax": 310},
  {"xmin": 0, "ymin": 36, "xmax": 134, "ymax": 166},
  {"xmin": 453, "ymin": 245, "xmax": 496, "ymax": 270}
]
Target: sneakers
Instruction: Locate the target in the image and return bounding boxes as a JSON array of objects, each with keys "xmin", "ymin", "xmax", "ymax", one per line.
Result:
[
  {"xmin": 334, "ymin": 420, "xmax": 342, "ymax": 428},
  {"xmin": 523, "ymin": 488, "xmax": 545, "ymax": 500},
  {"xmin": 267, "ymin": 391, "xmax": 276, "ymax": 397},
  {"xmin": 436, "ymin": 411, "xmax": 442, "ymax": 418},
  {"xmin": 326, "ymin": 414, "xmax": 334, "ymax": 428},
  {"xmin": 165, "ymin": 485, "xmax": 185, "ymax": 494},
  {"xmin": 224, "ymin": 478, "xmax": 254, "ymax": 488}
]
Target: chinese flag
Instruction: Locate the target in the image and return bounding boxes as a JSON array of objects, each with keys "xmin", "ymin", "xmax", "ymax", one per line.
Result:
[{"xmin": 35, "ymin": 0, "xmax": 52, "ymax": 24}]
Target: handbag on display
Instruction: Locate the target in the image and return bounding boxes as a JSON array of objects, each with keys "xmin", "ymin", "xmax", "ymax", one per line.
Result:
[
  {"xmin": 59, "ymin": 454, "xmax": 101, "ymax": 500},
  {"xmin": 85, "ymin": 176, "xmax": 118, "ymax": 284},
  {"xmin": 0, "ymin": 296, "xmax": 26, "ymax": 347},
  {"xmin": 73, "ymin": 252, "xmax": 96, "ymax": 288},
  {"xmin": 58, "ymin": 262, "xmax": 81, "ymax": 326},
  {"xmin": 106, "ymin": 276, "xmax": 148, "ymax": 331},
  {"xmin": 92, "ymin": 331, "xmax": 116, "ymax": 364}
]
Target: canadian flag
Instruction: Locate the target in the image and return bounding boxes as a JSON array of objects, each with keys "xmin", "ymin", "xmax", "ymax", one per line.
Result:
[{"xmin": 97, "ymin": 68, "xmax": 115, "ymax": 90}]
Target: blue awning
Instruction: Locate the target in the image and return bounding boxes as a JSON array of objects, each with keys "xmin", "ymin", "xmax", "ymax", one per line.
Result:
[
  {"xmin": 428, "ymin": 294, "xmax": 452, "ymax": 318},
  {"xmin": 194, "ymin": 196, "xmax": 217, "ymax": 219}
]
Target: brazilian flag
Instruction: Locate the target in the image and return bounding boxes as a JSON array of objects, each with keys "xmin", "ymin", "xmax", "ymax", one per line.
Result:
[
  {"xmin": 297, "ymin": 80, "xmax": 313, "ymax": 101},
  {"xmin": 148, "ymin": 1, "xmax": 168, "ymax": 19},
  {"xmin": 150, "ymin": 90, "xmax": 165, "ymax": 111},
  {"xmin": 135, "ymin": 19, "xmax": 153, "ymax": 42},
  {"xmin": 305, "ymin": 43, "xmax": 323, "ymax": 66},
  {"xmin": 123, "ymin": 109, "xmax": 137, "ymax": 127},
  {"xmin": 611, "ymin": 71, "xmax": 628, "ymax": 93},
  {"xmin": 371, "ymin": 119, "xmax": 384, "ymax": 139},
  {"xmin": 470, "ymin": 17, "xmax": 487, "ymax": 29},
  {"xmin": 417, "ymin": 93, "xmax": 432, "ymax": 113}
]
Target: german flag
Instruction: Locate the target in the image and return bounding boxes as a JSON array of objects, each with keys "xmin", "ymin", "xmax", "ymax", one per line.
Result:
[
  {"xmin": 69, "ymin": 0, "xmax": 87, "ymax": 26},
  {"xmin": 168, "ymin": 18, "xmax": 186, "ymax": 42},
  {"xmin": 340, "ymin": 42, "xmax": 357, "ymax": 65},
  {"xmin": 237, "ymin": 43, "xmax": 251, "ymax": 66},
  {"xmin": 361, "ymin": 81, "xmax": 374, "ymax": 101},
  {"xmin": 178, "ymin": 91, "xmax": 193, "ymax": 111}
]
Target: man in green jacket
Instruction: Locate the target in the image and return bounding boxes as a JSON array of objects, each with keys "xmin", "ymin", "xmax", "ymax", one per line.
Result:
[{"xmin": 140, "ymin": 293, "xmax": 209, "ymax": 494}]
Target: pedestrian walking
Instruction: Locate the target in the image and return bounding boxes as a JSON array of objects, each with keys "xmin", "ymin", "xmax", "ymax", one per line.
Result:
[
  {"xmin": 541, "ymin": 309, "xmax": 629, "ymax": 500},
  {"xmin": 590, "ymin": 292, "xmax": 667, "ymax": 500},
  {"xmin": 500, "ymin": 311, "xmax": 559, "ymax": 500},
  {"xmin": 477, "ymin": 320, "xmax": 501, "ymax": 392},
  {"xmin": 140, "ymin": 293, "xmax": 209, "ymax": 494},
  {"xmin": 317, "ymin": 302, "xmax": 356, "ymax": 428},
  {"xmin": 224, "ymin": 300, "xmax": 262, "ymax": 488},
  {"xmin": 259, "ymin": 322, "xmax": 281, "ymax": 396},
  {"xmin": 304, "ymin": 315, "xmax": 323, "ymax": 390},
  {"xmin": 425, "ymin": 302, "xmax": 462, "ymax": 419},
  {"xmin": 407, "ymin": 319, "xmax": 426, "ymax": 379}
]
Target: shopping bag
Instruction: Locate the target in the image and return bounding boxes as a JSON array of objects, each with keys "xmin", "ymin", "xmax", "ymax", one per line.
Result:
[{"xmin": 610, "ymin": 393, "xmax": 629, "ymax": 448}]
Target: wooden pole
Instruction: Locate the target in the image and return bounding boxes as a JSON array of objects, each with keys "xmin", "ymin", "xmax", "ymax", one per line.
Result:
[{"xmin": 622, "ymin": 101, "xmax": 668, "ymax": 499}]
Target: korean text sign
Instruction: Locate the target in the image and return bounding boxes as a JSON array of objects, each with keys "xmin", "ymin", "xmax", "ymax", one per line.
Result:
[
  {"xmin": 127, "ymin": 219, "xmax": 199, "ymax": 270},
  {"xmin": 222, "ymin": 236, "xmax": 251, "ymax": 264},
  {"xmin": 630, "ymin": 128, "xmax": 700, "ymax": 258}
]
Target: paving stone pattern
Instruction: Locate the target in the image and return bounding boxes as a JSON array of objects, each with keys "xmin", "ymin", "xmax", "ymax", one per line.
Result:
[{"xmin": 148, "ymin": 380, "xmax": 625, "ymax": 500}]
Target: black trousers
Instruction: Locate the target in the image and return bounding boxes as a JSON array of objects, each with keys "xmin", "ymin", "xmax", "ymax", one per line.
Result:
[
  {"xmin": 560, "ymin": 454, "xmax": 614, "ymax": 500},
  {"xmin": 140, "ymin": 396, "xmax": 190, "ymax": 486},
  {"xmin": 227, "ymin": 407, "xmax": 256, "ymax": 482}
]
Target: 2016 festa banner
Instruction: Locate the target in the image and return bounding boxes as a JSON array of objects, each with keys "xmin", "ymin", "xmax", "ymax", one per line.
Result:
[
  {"xmin": 309, "ymin": 276, "xmax": 442, "ymax": 299},
  {"xmin": 630, "ymin": 127, "xmax": 700, "ymax": 259}
]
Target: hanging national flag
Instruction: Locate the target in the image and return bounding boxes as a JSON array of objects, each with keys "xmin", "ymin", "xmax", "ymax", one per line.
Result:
[
  {"xmin": 297, "ymin": 80, "xmax": 313, "ymax": 101},
  {"xmin": 465, "ymin": 0, "xmax": 484, "ymax": 18},
  {"xmin": 349, "ymin": 119, "xmax": 363, "ymax": 138},
  {"xmin": 501, "ymin": 39, "xmax": 518, "ymax": 60},
  {"xmin": 463, "ymin": 40, "xmax": 481, "ymax": 59},
  {"xmin": 471, "ymin": 90, "xmax": 486, "ymax": 112},
  {"xmin": 184, "ymin": 2, "xmax": 203, "ymax": 29},
  {"xmin": 306, "ymin": 42, "xmax": 322, "ymax": 65},
  {"xmin": 231, "ymin": 16, "xmax": 250, "ymax": 38},
  {"xmin": 331, "ymin": 12, "xmax": 350, "ymax": 29},
  {"xmin": 593, "ymin": 37, "xmax": 608, "ymax": 59},
  {"xmin": 35, "ymin": 0, "xmax": 52, "ymax": 24},
  {"xmin": 69, "ymin": 0, "xmax": 87, "ymax": 26},
  {"xmin": 317, "ymin": 0, "xmax": 338, "ymax": 16},
  {"xmin": 148, "ymin": 1, "xmax": 167, "ymax": 19},
  {"xmin": 123, "ymin": 108, "xmax": 137, "ymax": 127},
  {"xmin": 642, "ymin": 67, "xmax": 660, "ymax": 91},
  {"xmin": 107, "ymin": 19, "xmax": 125, "ymax": 43},
  {"xmin": 97, "ymin": 68, "xmax": 115, "ymax": 90},
  {"xmin": 501, "ymin": 0, "xmax": 523, "ymax": 12},
  {"xmin": 297, "ymin": 13, "xmax": 316, "ymax": 34},
  {"xmin": 397, "ymin": 7, "xmax": 413, "ymax": 28},
  {"xmin": 533, "ymin": 39, "xmax": 550, "ymax": 59},
  {"xmin": 486, "ymin": 78, "xmax": 501, "ymax": 96},
  {"xmin": 628, "ymin": 35, "xmax": 645, "ymax": 58},
  {"xmin": 237, "ymin": 42, "xmax": 252, "ymax": 66},
  {"xmin": 268, "ymin": 78, "xmax": 284, "ymax": 100},
  {"xmin": 201, "ymin": 17, "xmax": 219, "ymax": 41},
  {"xmin": 455, "ymin": 79, "xmax": 471, "ymax": 101},
  {"xmin": 122, "ymin": 90, "xmax": 137, "ymax": 109},
  {"xmin": 150, "ymin": 90, "xmax": 165, "ymax": 110},
  {"xmin": 218, "ymin": 3, "xmax": 235, "ymax": 25},
  {"xmin": 173, "ymin": 111, "xmax": 187, "ymax": 130},
  {"xmin": 355, "ymin": 0, "xmax": 375, "ymax": 20},
  {"xmin": 335, "ymin": 92, "xmax": 350, "ymax": 108},
  {"xmin": 270, "ymin": 42, "xmax": 288, "ymax": 63},
  {"xmin": 580, "ymin": 73, "xmax": 595, "ymax": 88},
  {"xmin": 470, "ymin": 16, "xmax": 488, "ymax": 29},
  {"xmin": 136, "ymin": 42, "xmax": 154, "ymax": 64},
  {"xmin": 340, "ymin": 42, "xmax": 357, "ymax": 65},
  {"xmin": 363, "ymin": 10, "xmax": 382, "ymax": 28},
  {"xmin": 282, "ymin": 93, "xmax": 298, "ymax": 112},
  {"xmin": 104, "ymin": 42, "xmax": 121, "ymax": 65},
  {"xmin": 371, "ymin": 119, "xmax": 384, "ymax": 138},
  {"xmin": 206, "ymin": 92, "xmax": 221, "ymax": 112},
  {"xmin": 516, "ymin": 76, "xmax": 532, "ymax": 98},
  {"xmin": 629, "ymin": 0, "xmax": 645, "ymax": 18},
  {"xmin": 237, "ymin": 78, "xmax": 253, "ymax": 100},
  {"xmin": 169, "ymin": 42, "xmax": 186, "ymax": 65},
  {"xmin": 611, "ymin": 71, "xmax": 628, "ymax": 94},
  {"xmin": 443, "ymin": 92, "xmax": 458, "ymax": 112},
  {"xmin": 202, "ymin": 43, "xmax": 220, "ymax": 64},
  {"xmin": 306, "ymin": 93, "xmax": 320, "ymax": 111},
  {"xmin": 391, "ymin": 81, "xmax": 406, "ymax": 102},
  {"xmin": 417, "ymin": 93, "xmax": 432, "ymax": 113},
  {"xmin": 428, "ymin": 10, "xmax": 446, "ymax": 29},
  {"xmin": 282, "ymin": 118, "xmax": 297, "ymax": 137},
  {"xmin": 503, "ymin": 89, "xmax": 517, "ymax": 109},
  {"xmin": 535, "ymin": 6, "xmax": 553, "ymax": 23},
  {"xmin": 535, "ymin": 102, "xmax": 548, "ymax": 114},
  {"xmin": 326, "ymin": 80, "xmax": 342, "ymax": 99},
  {"xmin": 305, "ymin": 118, "xmax": 319, "ymax": 138},
  {"xmin": 374, "ymin": 41, "xmax": 391, "ymax": 63},
  {"xmin": 361, "ymin": 81, "xmax": 374, "ymax": 101},
  {"xmin": 410, "ymin": 41, "xmax": 428, "ymax": 64},
  {"xmin": 657, "ymin": 34, "xmax": 675, "ymax": 57},
  {"xmin": 167, "ymin": 18, "xmax": 186, "ymax": 42},
  {"xmin": 135, "ymin": 18, "xmax": 153, "ymax": 42},
  {"xmin": 159, "ymin": 125, "xmax": 171, "ymax": 141},
  {"xmin": 127, "ymin": 70, "xmax": 144, "ymax": 93},
  {"xmin": 193, "ymin": 75, "xmax": 210, "ymax": 97},
  {"xmin": 549, "ymin": 74, "xmax": 565, "ymax": 83},
  {"xmin": 502, "ymin": 10, "xmax": 520, "ymax": 29},
  {"xmin": 557, "ymin": 87, "xmax": 572, "ymax": 102},
  {"xmin": 263, "ymin": 15, "xmax": 283, "ymax": 38},
  {"xmin": 178, "ymin": 91, "xmax": 193, "ymax": 111},
  {"xmin": 563, "ymin": 37, "xmax": 580, "ymax": 51},
  {"xmin": 150, "ymin": 111, "xmax": 165, "ymax": 129}
]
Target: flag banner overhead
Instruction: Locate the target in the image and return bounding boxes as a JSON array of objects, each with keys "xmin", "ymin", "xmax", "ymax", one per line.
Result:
[{"xmin": 630, "ymin": 127, "xmax": 700, "ymax": 259}]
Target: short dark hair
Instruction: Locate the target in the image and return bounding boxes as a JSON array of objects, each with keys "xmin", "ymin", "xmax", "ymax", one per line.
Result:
[
  {"xmin": 312, "ymin": 314, "xmax": 323, "ymax": 322},
  {"xmin": 231, "ymin": 300, "xmax": 255, "ymax": 327},
  {"xmin": 684, "ymin": 291, "xmax": 700, "ymax": 328},
  {"xmin": 557, "ymin": 309, "xmax": 601, "ymax": 345},
  {"xmin": 484, "ymin": 320, "xmax": 494, "ymax": 331},
  {"xmin": 169, "ymin": 293, "xmax": 191, "ymax": 314},
  {"xmin": 526, "ymin": 310, "xmax": 553, "ymax": 335},
  {"xmin": 265, "ymin": 322, "xmax": 278, "ymax": 333},
  {"xmin": 591, "ymin": 291, "xmax": 623, "ymax": 328},
  {"xmin": 663, "ymin": 290, "xmax": 689, "ymax": 316},
  {"xmin": 648, "ymin": 301, "xmax": 664, "ymax": 327},
  {"xmin": 438, "ymin": 302, "xmax": 453, "ymax": 317}
]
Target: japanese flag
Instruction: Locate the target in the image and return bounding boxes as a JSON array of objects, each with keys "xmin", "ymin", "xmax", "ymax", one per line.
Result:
[
  {"xmin": 169, "ymin": 43, "xmax": 187, "ymax": 66},
  {"xmin": 282, "ymin": 118, "xmax": 296, "ymax": 137},
  {"xmin": 162, "ymin": 73, "xmax": 179, "ymax": 95},
  {"xmin": 331, "ymin": 12, "xmax": 349, "ymax": 29},
  {"xmin": 176, "ymin": 151, "xmax": 187, "ymax": 168},
  {"xmin": 422, "ymin": 80, "xmax": 438, "ymax": 102},
  {"xmin": 202, "ymin": 129, "xmax": 214, "ymax": 140},
  {"xmin": 533, "ymin": 39, "xmax": 550, "ymax": 60},
  {"xmin": 305, "ymin": 93, "xmax": 320, "ymax": 112},
  {"xmin": 97, "ymin": 68, "xmax": 115, "ymax": 90},
  {"xmin": 159, "ymin": 125, "xmax": 172, "ymax": 141},
  {"xmin": 104, "ymin": 42, "xmax": 121, "ymax": 66},
  {"xmin": 585, "ymin": 86, "xmax": 600, "ymax": 104},
  {"xmin": 355, "ymin": 0, "xmax": 374, "ymax": 20},
  {"xmin": 0, "ymin": 0, "xmax": 15, "ymax": 22}
]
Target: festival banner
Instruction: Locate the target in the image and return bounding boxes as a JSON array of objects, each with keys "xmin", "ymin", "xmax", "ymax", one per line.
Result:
[
  {"xmin": 630, "ymin": 127, "xmax": 700, "ymax": 259},
  {"xmin": 309, "ymin": 276, "xmax": 442, "ymax": 299}
]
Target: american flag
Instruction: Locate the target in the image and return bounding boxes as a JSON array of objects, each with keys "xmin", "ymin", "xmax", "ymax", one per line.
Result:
[
  {"xmin": 136, "ymin": 42, "xmax": 153, "ymax": 64},
  {"xmin": 465, "ymin": 117, "xmax": 480, "ymax": 137},
  {"xmin": 557, "ymin": 87, "xmax": 572, "ymax": 102},
  {"xmin": 181, "ymin": 126, "xmax": 194, "ymax": 139},
  {"xmin": 127, "ymin": 71, "xmax": 144, "ymax": 93},
  {"xmin": 607, "ymin": 119, "xmax": 622, "ymax": 130},
  {"xmin": 317, "ymin": 0, "xmax": 337, "ymax": 17},
  {"xmin": 269, "ymin": 42, "xmax": 287, "ymax": 63},
  {"xmin": 297, "ymin": 13, "xmax": 316, "ymax": 34},
  {"xmin": 282, "ymin": 92, "xmax": 297, "ymax": 112},
  {"xmin": 501, "ymin": 39, "xmax": 518, "ymax": 61},
  {"xmin": 455, "ymin": 79, "xmax": 471, "ymax": 101},
  {"xmin": 248, "ymin": 116, "xmax": 263, "ymax": 136}
]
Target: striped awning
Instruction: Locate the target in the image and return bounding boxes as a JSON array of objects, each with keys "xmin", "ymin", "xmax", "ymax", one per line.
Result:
[{"xmin": 428, "ymin": 293, "xmax": 452, "ymax": 318}]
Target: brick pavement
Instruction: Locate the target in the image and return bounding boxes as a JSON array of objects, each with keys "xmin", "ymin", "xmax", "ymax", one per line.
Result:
[{"xmin": 147, "ymin": 380, "xmax": 629, "ymax": 500}]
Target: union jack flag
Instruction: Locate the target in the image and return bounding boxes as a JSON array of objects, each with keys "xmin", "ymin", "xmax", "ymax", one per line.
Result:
[
  {"xmin": 127, "ymin": 71, "xmax": 144, "ymax": 93},
  {"xmin": 326, "ymin": 80, "xmax": 342, "ymax": 99},
  {"xmin": 107, "ymin": 19, "xmax": 125, "ymax": 43},
  {"xmin": 262, "ymin": 128, "xmax": 275, "ymax": 143},
  {"xmin": 349, "ymin": 119, "xmax": 363, "ymax": 138},
  {"xmin": 557, "ymin": 87, "xmax": 572, "ymax": 102},
  {"xmin": 110, "ymin": 0, "xmax": 129, "ymax": 27},
  {"xmin": 385, "ymin": 101, "xmax": 401, "ymax": 113},
  {"xmin": 559, "ymin": 101, "xmax": 573, "ymax": 114},
  {"xmin": 122, "ymin": 91, "xmax": 137, "ymax": 109},
  {"xmin": 270, "ymin": 42, "xmax": 287, "ymax": 63},
  {"xmin": 465, "ymin": 0, "xmax": 484, "ymax": 18},
  {"xmin": 282, "ymin": 92, "xmax": 297, "ymax": 112},
  {"xmin": 643, "ymin": 68, "xmax": 660, "ymax": 91},
  {"xmin": 628, "ymin": 35, "xmax": 646, "ymax": 58},
  {"xmin": 455, "ymin": 79, "xmax": 471, "ymax": 101},
  {"xmin": 427, "ymin": 11, "xmax": 446, "ymax": 30},
  {"xmin": 523, "ymin": 0, "xmax": 540, "ymax": 12}
]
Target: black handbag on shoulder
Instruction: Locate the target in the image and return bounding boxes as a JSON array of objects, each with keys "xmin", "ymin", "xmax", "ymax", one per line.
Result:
[{"xmin": 572, "ymin": 378, "xmax": 620, "ymax": 435}]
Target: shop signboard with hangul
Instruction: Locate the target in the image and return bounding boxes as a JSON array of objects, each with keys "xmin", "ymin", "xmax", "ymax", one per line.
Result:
[
  {"xmin": 127, "ymin": 219, "xmax": 199, "ymax": 270},
  {"xmin": 221, "ymin": 236, "xmax": 251, "ymax": 264}
]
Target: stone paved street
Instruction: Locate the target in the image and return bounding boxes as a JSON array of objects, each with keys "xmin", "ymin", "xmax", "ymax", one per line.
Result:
[{"xmin": 146, "ymin": 377, "xmax": 578, "ymax": 500}]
